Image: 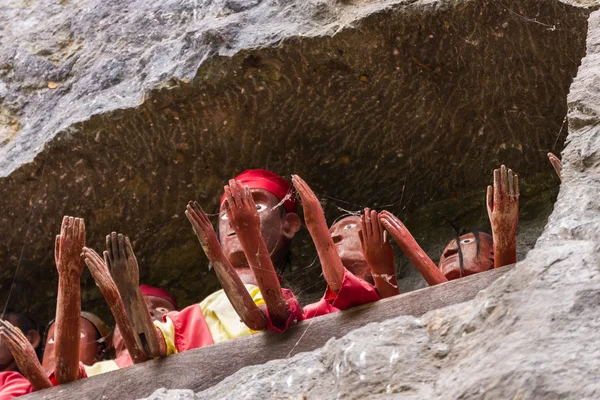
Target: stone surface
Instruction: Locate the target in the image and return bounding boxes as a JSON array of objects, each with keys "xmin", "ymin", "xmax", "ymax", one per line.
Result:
[
  {"xmin": 0, "ymin": 0, "xmax": 592, "ymax": 324},
  {"xmin": 144, "ymin": 7, "xmax": 600, "ymax": 399}
]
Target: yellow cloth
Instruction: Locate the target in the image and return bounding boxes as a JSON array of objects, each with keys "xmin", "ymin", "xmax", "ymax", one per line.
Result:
[
  {"xmin": 153, "ymin": 284, "xmax": 265, "ymax": 352},
  {"xmin": 200, "ymin": 284, "xmax": 265, "ymax": 343},
  {"xmin": 153, "ymin": 316, "xmax": 178, "ymax": 356},
  {"xmin": 83, "ymin": 360, "xmax": 120, "ymax": 377}
]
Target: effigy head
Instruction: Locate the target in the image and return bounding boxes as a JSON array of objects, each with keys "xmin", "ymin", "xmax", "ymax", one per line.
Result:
[
  {"xmin": 42, "ymin": 312, "xmax": 111, "ymax": 371},
  {"xmin": 329, "ymin": 215, "xmax": 372, "ymax": 283},
  {"xmin": 140, "ymin": 284, "xmax": 178, "ymax": 321},
  {"xmin": 219, "ymin": 169, "xmax": 301, "ymax": 271},
  {"xmin": 438, "ymin": 232, "xmax": 494, "ymax": 280},
  {"xmin": 0, "ymin": 312, "xmax": 41, "ymax": 372}
]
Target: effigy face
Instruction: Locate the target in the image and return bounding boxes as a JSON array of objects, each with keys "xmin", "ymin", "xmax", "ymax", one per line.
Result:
[
  {"xmin": 438, "ymin": 232, "xmax": 494, "ymax": 280},
  {"xmin": 41, "ymin": 317, "xmax": 101, "ymax": 371},
  {"xmin": 219, "ymin": 188, "xmax": 288, "ymax": 269},
  {"xmin": 329, "ymin": 216, "xmax": 371, "ymax": 282}
]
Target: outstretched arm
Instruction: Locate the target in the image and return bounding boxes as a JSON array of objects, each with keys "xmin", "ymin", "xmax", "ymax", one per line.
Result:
[
  {"xmin": 104, "ymin": 233, "xmax": 165, "ymax": 358},
  {"xmin": 224, "ymin": 180, "xmax": 290, "ymax": 330},
  {"xmin": 548, "ymin": 152, "xmax": 562, "ymax": 182},
  {"xmin": 487, "ymin": 165, "xmax": 519, "ymax": 268},
  {"xmin": 379, "ymin": 211, "xmax": 448, "ymax": 285},
  {"xmin": 185, "ymin": 201, "xmax": 267, "ymax": 331},
  {"xmin": 359, "ymin": 209, "xmax": 399, "ymax": 298},
  {"xmin": 0, "ymin": 321, "xmax": 52, "ymax": 391},
  {"xmin": 291, "ymin": 175, "xmax": 345, "ymax": 292},
  {"xmin": 54, "ymin": 216, "xmax": 86, "ymax": 384},
  {"xmin": 83, "ymin": 248, "xmax": 148, "ymax": 363}
]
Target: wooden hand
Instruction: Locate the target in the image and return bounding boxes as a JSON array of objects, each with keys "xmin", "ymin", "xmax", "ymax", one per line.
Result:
[
  {"xmin": 548, "ymin": 152, "xmax": 562, "ymax": 182},
  {"xmin": 0, "ymin": 320, "xmax": 51, "ymax": 391},
  {"xmin": 359, "ymin": 208, "xmax": 398, "ymax": 298},
  {"xmin": 224, "ymin": 180, "xmax": 290, "ymax": 330},
  {"xmin": 292, "ymin": 175, "xmax": 345, "ymax": 292},
  {"xmin": 83, "ymin": 247, "xmax": 148, "ymax": 363},
  {"xmin": 54, "ymin": 216, "xmax": 85, "ymax": 384},
  {"xmin": 104, "ymin": 233, "xmax": 163, "ymax": 358},
  {"xmin": 185, "ymin": 201, "xmax": 267, "ymax": 330},
  {"xmin": 486, "ymin": 165, "xmax": 519, "ymax": 268},
  {"xmin": 379, "ymin": 211, "xmax": 448, "ymax": 285}
]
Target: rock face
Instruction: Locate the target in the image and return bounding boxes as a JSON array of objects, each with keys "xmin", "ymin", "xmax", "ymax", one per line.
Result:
[
  {"xmin": 145, "ymin": 6, "xmax": 600, "ymax": 399},
  {"xmin": 0, "ymin": 0, "xmax": 591, "ymax": 324}
]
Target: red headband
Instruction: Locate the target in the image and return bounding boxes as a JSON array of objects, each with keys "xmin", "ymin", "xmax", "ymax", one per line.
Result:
[
  {"xmin": 220, "ymin": 169, "xmax": 297, "ymax": 213},
  {"xmin": 140, "ymin": 284, "xmax": 178, "ymax": 310}
]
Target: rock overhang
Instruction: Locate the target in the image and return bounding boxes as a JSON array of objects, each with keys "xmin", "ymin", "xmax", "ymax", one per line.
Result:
[{"xmin": 0, "ymin": 0, "xmax": 594, "ymax": 324}]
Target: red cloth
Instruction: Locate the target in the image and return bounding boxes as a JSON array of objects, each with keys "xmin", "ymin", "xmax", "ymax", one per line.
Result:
[
  {"xmin": 114, "ymin": 351, "xmax": 133, "ymax": 369},
  {"xmin": 48, "ymin": 363, "xmax": 87, "ymax": 386},
  {"xmin": 163, "ymin": 305, "xmax": 214, "ymax": 352},
  {"xmin": 140, "ymin": 284, "xmax": 178, "ymax": 310},
  {"xmin": 0, "ymin": 372, "xmax": 33, "ymax": 400},
  {"xmin": 303, "ymin": 268, "xmax": 381, "ymax": 319},
  {"xmin": 265, "ymin": 288, "xmax": 304, "ymax": 333},
  {"xmin": 220, "ymin": 169, "xmax": 297, "ymax": 213}
]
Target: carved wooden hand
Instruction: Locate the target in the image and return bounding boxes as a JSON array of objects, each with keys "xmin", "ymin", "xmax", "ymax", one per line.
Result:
[
  {"xmin": 0, "ymin": 320, "xmax": 52, "ymax": 391},
  {"xmin": 379, "ymin": 211, "xmax": 448, "ymax": 285},
  {"xmin": 486, "ymin": 165, "xmax": 519, "ymax": 268},
  {"xmin": 224, "ymin": 180, "xmax": 290, "ymax": 330},
  {"xmin": 104, "ymin": 233, "xmax": 162, "ymax": 358},
  {"xmin": 83, "ymin": 247, "xmax": 148, "ymax": 363},
  {"xmin": 359, "ymin": 208, "xmax": 399, "ymax": 298},
  {"xmin": 54, "ymin": 216, "xmax": 86, "ymax": 384},
  {"xmin": 292, "ymin": 175, "xmax": 345, "ymax": 292},
  {"xmin": 548, "ymin": 152, "xmax": 562, "ymax": 182}
]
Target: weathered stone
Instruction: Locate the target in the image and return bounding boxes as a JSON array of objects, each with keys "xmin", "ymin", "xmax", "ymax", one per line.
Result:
[
  {"xmin": 143, "ymin": 6, "xmax": 600, "ymax": 399},
  {"xmin": 0, "ymin": 0, "xmax": 592, "ymax": 326}
]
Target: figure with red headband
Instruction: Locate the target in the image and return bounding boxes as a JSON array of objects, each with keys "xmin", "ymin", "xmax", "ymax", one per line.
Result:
[{"xmin": 379, "ymin": 165, "xmax": 519, "ymax": 281}]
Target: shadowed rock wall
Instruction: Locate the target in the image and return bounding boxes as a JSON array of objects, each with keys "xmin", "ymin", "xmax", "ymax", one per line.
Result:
[
  {"xmin": 147, "ymin": 5, "xmax": 600, "ymax": 399},
  {"xmin": 0, "ymin": 0, "xmax": 591, "ymax": 324}
]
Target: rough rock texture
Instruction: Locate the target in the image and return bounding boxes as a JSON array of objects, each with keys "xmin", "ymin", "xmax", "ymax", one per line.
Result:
[
  {"xmin": 146, "ymin": 7, "xmax": 600, "ymax": 399},
  {"xmin": 0, "ymin": 0, "xmax": 591, "ymax": 323}
]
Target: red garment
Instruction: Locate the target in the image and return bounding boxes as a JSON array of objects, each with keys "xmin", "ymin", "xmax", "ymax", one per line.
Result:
[
  {"xmin": 164, "ymin": 305, "xmax": 214, "ymax": 352},
  {"xmin": 265, "ymin": 288, "xmax": 304, "ymax": 333},
  {"xmin": 48, "ymin": 363, "xmax": 87, "ymax": 386},
  {"xmin": 220, "ymin": 169, "xmax": 297, "ymax": 213},
  {"xmin": 0, "ymin": 372, "xmax": 33, "ymax": 400},
  {"xmin": 114, "ymin": 351, "xmax": 133, "ymax": 368},
  {"xmin": 303, "ymin": 268, "xmax": 380, "ymax": 319}
]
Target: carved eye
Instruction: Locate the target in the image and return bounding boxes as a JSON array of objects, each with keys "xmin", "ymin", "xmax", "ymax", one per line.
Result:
[
  {"xmin": 220, "ymin": 213, "xmax": 228, "ymax": 221},
  {"xmin": 460, "ymin": 238, "xmax": 474, "ymax": 245},
  {"xmin": 256, "ymin": 204, "xmax": 267, "ymax": 212},
  {"xmin": 344, "ymin": 223, "xmax": 357, "ymax": 230},
  {"xmin": 47, "ymin": 337, "xmax": 55, "ymax": 344},
  {"xmin": 155, "ymin": 307, "xmax": 170, "ymax": 314},
  {"xmin": 80, "ymin": 332, "xmax": 87, "ymax": 339}
]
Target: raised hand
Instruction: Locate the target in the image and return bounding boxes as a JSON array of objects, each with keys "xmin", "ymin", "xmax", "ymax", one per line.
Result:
[
  {"xmin": 224, "ymin": 180, "xmax": 261, "ymax": 233},
  {"xmin": 358, "ymin": 208, "xmax": 398, "ymax": 298},
  {"xmin": 292, "ymin": 175, "xmax": 345, "ymax": 292},
  {"xmin": 185, "ymin": 201, "xmax": 266, "ymax": 330},
  {"xmin": 104, "ymin": 233, "xmax": 163, "ymax": 358},
  {"xmin": 54, "ymin": 216, "xmax": 85, "ymax": 384},
  {"xmin": 379, "ymin": 211, "xmax": 447, "ymax": 285},
  {"xmin": 55, "ymin": 216, "xmax": 86, "ymax": 278},
  {"xmin": 0, "ymin": 320, "xmax": 52, "ymax": 391},
  {"xmin": 223, "ymin": 180, "xmax": 290, "ymax": 330},
  {"xmin": 548, "ymin": 152, "xmax": 562, "ymax": 182},
  {"xmin": 83, "ymin": 247, "xmax": 148, "ymax": 363},
  {"xmin": 486, "ymin": 165, "xmax": 519, "ymax": 268}
]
